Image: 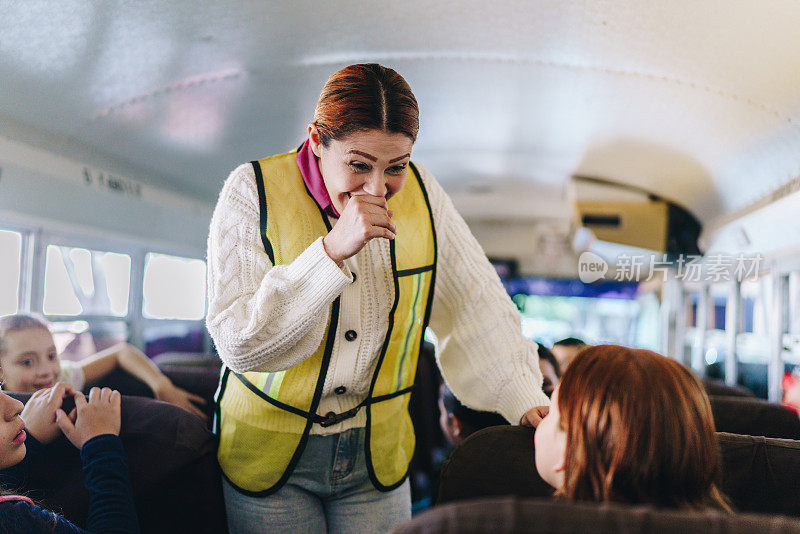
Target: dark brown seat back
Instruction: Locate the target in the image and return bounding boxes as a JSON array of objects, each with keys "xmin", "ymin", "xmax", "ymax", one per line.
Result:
[
  {"xmin": 393, "ymin": 497, "xmax": 800, "ymax": 534},
  {"xmin": 437, "ymin": 425, "xmax": 549, "ymax": 504},
  {"xmin": 703, "ymin": 377, "xmax": 756, "ymax": 398},
  {"xmin": 719, "ymin": 432, "xmax": 800, "ymax": 515},
  {"xmin": 711, "ymin": 396, "xmax": 800, "ymax": 439},
  {"xmin": 439, "ymin": 426, "xmax": 800, "ymax": 517}
]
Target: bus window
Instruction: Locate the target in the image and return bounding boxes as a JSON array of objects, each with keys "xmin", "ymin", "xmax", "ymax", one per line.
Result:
[
  {"xmin": 142, "ymin": 253, "xmax": 206, "ymax": 320},
  {"xmin": 701, "ymin": 278, "xmax": 773, "ymax": 398},
  {"xmin": 50, "ymin": 319, "xmax": 128, "ymax": 362},
  {"xmin": 737, "ymin": 278, "xmax": 770, "ymax": 360},
  {"xmin": 503, "ymin": 277, "xmax": 655, "ymax": 349},
  {"xmin": 702, "ymin": 283, "xmax": 728, "ymax": 369},
  {"xmin": 784, "ymin": 272, "xmax": 800, "ymax": 366},
  {"xmin": 42, "ymin": 245, "xmax": 131, "ymax": 317},
  {"xmin": 0, "ymin": 229, "xmax": 22, "ymax": 316},
  {"xmin": 789, "ymin": 272, "xmax": 800, "ymax": 339}
]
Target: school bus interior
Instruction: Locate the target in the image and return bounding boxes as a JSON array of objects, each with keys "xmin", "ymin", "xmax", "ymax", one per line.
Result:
[{"xmin": 2, "ymin": 1, "xmax": 800, "ymax": 532}]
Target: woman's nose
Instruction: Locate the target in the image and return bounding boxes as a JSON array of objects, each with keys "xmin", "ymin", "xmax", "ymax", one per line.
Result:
[{"xmin": 364, "ymin": 173, "xmax": 387, "ymax": 197}]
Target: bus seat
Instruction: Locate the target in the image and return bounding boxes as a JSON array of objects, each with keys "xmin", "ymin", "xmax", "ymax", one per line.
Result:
[
  {"xmin": 85, "ymin": 362, "xmax": 221, "ymax": 423},
  {"xmin": 4, "ymin": 392, "xmax": 227, "ymax": 534},
  {"xmin": 703, "ymin": 378, "xmax": 757, "ymax": 398},
  {"xmin": 706, "ymin": 362, "xmax": 771, "ymax": 399},
  {"xmin": 718, "ymin": 432, "xmax": 800, "ymax": 516},
  {"xmin": 437, "ymin": 425, "xmax": 552, "ymax": 504},
  {"xmin": 152, "ymin": 351, "xmax": 222, "ymax": 370},
  {"xmin": 84, "ymin": 366, "xmax": 156, "ymax": 398},
  {"xmin": 439, "ymin": 426, "xmax": 800, "ymax": 517},
  {"xmin": 158, "ymin": 366, "xmax": 220, "ymax": 421},
  {"xmin": 392, "ymin": 496, "xmax": 800, "ymax": 534},
  {"xmin": 711, "ymin": 396, "xmax": 800, "ymax": 439}
]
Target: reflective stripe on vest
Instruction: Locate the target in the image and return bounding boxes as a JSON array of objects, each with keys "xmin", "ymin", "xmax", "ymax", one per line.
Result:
[{"xmin": 214, "ymin": 150, "xmax": 436, "ymax": 495}]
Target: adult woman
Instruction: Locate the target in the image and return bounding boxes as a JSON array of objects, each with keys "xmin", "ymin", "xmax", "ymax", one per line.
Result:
[
  {"xmin": 206, "ymin": 63, "xmax": 550, "ymax": 533},
  {"xmin": 534, "ymin": 345, "xmax": 729, "ymax": 509}
]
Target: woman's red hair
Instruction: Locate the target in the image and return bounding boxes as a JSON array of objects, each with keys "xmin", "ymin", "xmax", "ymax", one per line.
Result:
[
  {"xmin": 313, "ymin": 63, "xmax": 419, "ymax": 146},
  {"xmin": 556, "ymin": 345, "xmax": 729, "ymax": 510}
]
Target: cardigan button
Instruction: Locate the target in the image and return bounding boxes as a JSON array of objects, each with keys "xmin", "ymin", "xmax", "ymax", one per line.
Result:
[
  {"xmin": 345, "ymin": 330, "xmax": 358, "ymax": 341},
  {"xmin": 351, "ymin": 272, "xmax": 357, "ymax": 283},
  {"xmin": 335, "ymin": 386, "xmax": 347, "ymax": 395}
]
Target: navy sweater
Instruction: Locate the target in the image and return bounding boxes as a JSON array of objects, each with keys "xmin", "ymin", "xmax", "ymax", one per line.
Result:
[{"xmin": 0, "ymin": 434, "xmax": 139, "ymax": 534}]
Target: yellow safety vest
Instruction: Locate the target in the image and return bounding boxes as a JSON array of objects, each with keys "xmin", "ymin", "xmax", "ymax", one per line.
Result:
[{"xmin": 214, "ymin": 150, "xmax": 437, "ymax": 496}]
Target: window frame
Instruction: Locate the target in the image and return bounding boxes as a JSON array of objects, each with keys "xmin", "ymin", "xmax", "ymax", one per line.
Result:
[
  {"xmin": 0, "ymin": 220, "xmax": 30, "ymax": 315},
  {"xmin": 0, "ymin": 218, "xmax": 210, "ymax": 355}
]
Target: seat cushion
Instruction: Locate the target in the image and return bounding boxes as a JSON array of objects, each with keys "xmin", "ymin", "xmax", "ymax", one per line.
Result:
[{"xmin": 393, "ymin": 497, "xmax": 800, "ymax": 534}]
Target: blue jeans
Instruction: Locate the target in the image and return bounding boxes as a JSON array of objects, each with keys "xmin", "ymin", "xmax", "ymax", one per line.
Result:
[{"xmin": 222, "ymin": 427, "xmax": 411, "ymax": 533}]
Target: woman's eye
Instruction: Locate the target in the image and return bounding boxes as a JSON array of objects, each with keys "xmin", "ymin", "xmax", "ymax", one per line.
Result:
[
  {"xmin": 348, "ymin": 161, "xmax": 370, "ymax": 172},
  {"xmin": 387, "ymin": 164, "xmax": 407, "ymax": 175},
  {"xmin": 48, "ymin": 353, "xmax": 57, "ymax": 361},
  {"xmin": 19, "ymin": 359, "xmax": 32, "ymax": 367}
]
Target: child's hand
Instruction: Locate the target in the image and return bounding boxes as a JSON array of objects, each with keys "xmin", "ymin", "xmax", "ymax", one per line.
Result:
[
  {"xmin": 154, "ymin": 380, "xmax": 208, "ymax": 422},
  {"xmin": 20, "ymin": 382, "xmax": 77, "ymax": 444},
  {"xmin": 56, "ymin": 387, "xmax": 121, "ymax": 449}
]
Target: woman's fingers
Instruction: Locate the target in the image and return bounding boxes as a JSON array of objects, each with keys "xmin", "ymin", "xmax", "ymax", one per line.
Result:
[
  {"xmin": 358, "ymin": 199, "xmax": 392, "ymax": 214},
  {"xmin": 520, "ymin": 405, "xmax": 550, "ymax": 428},
  {"xmin": 88, "ymin": 387, "xmax": 101, "ymax": 403},
  {"xmin": 324, "ymin": 193, "xmax": 397, "ymax": 263},
  {"xmin": 350, "ymin": 193, "xmax": 389, "ymax": 210},
  {"xmin": 362, "ymin": 211, "xmax": 396, "ymax": 232},
  {"xmin": 350, "ymin": 195, "xmax": 395, "ymax": 225},
  {"xmin": 358, "ymin": 201, "xmax": 395, "ymax": 220},
  {"xmin": 368, "ymin": 226, "xmax": 396, "ymax": 240}
]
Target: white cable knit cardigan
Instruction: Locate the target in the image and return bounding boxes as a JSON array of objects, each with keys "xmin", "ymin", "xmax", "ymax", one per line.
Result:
[{"xmin": 206, "ymin": 160, "xmax": 549, "ymax": 435}]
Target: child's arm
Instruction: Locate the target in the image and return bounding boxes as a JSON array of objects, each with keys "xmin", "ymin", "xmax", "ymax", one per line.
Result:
[{"xmin": 79, "ymin": 344, "xmax": 207, "ymax": 420}]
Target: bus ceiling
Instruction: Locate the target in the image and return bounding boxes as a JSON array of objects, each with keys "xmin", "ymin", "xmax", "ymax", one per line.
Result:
[{"xmin": 0, "ymin": 1, "xmax": 799, "ymax": 263}]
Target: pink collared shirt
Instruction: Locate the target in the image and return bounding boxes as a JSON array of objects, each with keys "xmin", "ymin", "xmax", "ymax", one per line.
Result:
[
  {"xmin": 296, "ymin": 139, "xmax": 340, "ymax": 219},
  {"xmin": 0, "ymin": 495, "xmax": 34, "ymax": 505}
]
